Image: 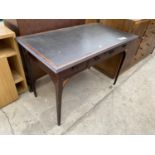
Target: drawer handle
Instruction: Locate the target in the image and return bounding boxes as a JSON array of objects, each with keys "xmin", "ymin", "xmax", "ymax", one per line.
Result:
[
  {"xmin": 71, "ymin": 66, "xmax": 78, "ymax": 70},
  {"xmin": 122, "ymin": 44, "xmax": 127, "ymax": 48},
  {"xmin": 108, "ymin": 50, "xmax": 114, "ymax": 54},
  {"xmin": 94, "ymin": 56, "xmax": 100, "ymax": 61}
]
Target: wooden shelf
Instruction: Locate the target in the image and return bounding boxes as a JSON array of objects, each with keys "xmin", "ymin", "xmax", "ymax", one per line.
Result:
[
  {"xmin": 11, "ymin": 70, "xmax": 23, "ymax": 84},
  {"xmin": 0, "ymin": 23, "xmax": 15, "ymax": 39},
  {"xmin": 0, "ymin": 25, "xmax": 28, "ymax": 107},
  {"xmin": 0, "ymin": 47, "xmax": 17, "ymax": 58},
  {"xmin": 16, "ymin": 82, "xmax": 26, "ymax": 94}
]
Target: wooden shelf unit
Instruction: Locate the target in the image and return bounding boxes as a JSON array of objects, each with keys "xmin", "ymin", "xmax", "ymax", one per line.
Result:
[
  {"xmin": 95, "ymin": 19, "xmax": 154, "ymax": 78},
  {"xmin": 0, "ymin": 24, "xmax": 27, "ymax": 108}
]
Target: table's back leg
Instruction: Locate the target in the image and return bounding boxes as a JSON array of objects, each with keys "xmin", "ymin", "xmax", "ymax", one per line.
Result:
[
  {"xmin": 113, "ymin": 51, "xmax": 126, "ymax": 85},
  {"xmin": 24, "ymin": 50, "xmax": 38, "ymax": 97},
  {"xmin": 54, "ymin": 78, "xmax": 64, "ymax": 126},
  {"xmin": 31, "ymin": 80, "xmax": 37, "ymax": 97}
]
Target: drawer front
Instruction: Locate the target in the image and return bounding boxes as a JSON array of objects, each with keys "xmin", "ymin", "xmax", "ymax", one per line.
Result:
[
  {"xmin": 145, "ymin": 27, "xmax": 155, "ymax": 40},
  {"xmin": 60, "ymin": 61, "xmax": 88, "ymax": 79},
  {"xmin": 89, "ymin": 45, "xmax": 127, "ymax": 66},
  {"xmin": 139, "ymin": 32, "xmax": 155, "ymax": 54},
  {"xmin": 139, "ymin": 43, "xmax": 153, "ymax": 56},
  {"xmin": 60, "ymin": 45, "xmax": 127, "ymax": 79},
  {"xmin": 150, "ymin": 20, "xmax": 155, "ymax": 25},
  {"xmin": 132, "ymin": 20, "xmax": 150, "ymax": 37}
]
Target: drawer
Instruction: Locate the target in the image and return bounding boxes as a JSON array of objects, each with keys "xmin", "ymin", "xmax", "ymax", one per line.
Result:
[
  {"xmin": 71, "ymin": 62, "xmax": 88, "ymax": 72},
  {"xmin": 60, "ymin": 61, "xmax": 88, "ymax": 78},
  {"xmin": 139, "ymin": 41, "xmax": 153, "ymax": 52},
  {"xmin": 147, "ymin": 23, "xmax": 155, "ymax": 29},
  {"xmin": 141, "ymin": 36, "xmax": 153, "ymax": 45},
  {"xmin": 138, "ymin": 42, "xmax": 153, "ymax": 56},
  {"xmin": 140, "ymin": 36, "xmax": 155, "ymax": 51},
  {"xmin": 89, "ymin": 45, "xmax": 127, "ymax": 66},
  {"xmin": 145, "ymin": 29, "xmax": 155, "ymax": 38},
  {"xmin": 150, "ymin": 20, "xmax": 155, "ymax": 25},
  {"xmin": 88, "ymin": 52, "xmax": 108, "ymax": 66},
  {"xmin": 132, "ymin": 20, "xmax": 150, "ymax": 37}
]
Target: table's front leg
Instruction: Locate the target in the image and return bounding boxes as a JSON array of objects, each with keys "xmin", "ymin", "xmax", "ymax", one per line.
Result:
[{"xmin": 54, "ymin": 77, "xmax": 64, "ymax": 126}]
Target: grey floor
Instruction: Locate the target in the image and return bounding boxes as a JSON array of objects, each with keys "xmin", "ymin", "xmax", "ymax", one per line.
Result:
[{"xmin": 1, "ymin": 52, "xmax": 155, "ymax": 134}]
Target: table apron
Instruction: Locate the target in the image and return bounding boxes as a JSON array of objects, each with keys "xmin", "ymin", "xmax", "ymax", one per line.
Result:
[
  {"xmin": 27, "ymin": 44, "xmax": 127, "ymax": 83},
  {"xmin": 59, "ymin": 45, "xmax": 127, "ymax": 79}
]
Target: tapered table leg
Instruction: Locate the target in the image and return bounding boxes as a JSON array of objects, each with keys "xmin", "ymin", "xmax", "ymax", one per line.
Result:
[
  {"xmin": 113, "ymin": 52, "xmax": 126, "ymax": 85},
  {"xmin": 54, "ymin": 78, "xmax": 64, "ymax": 126},
  {"xmin": 32, "ymin": 80, "xmax": 37, "ymax": 97},
  {"xmin": 24, "ymin": 50, "xmax": 37, "ymax": 97}
]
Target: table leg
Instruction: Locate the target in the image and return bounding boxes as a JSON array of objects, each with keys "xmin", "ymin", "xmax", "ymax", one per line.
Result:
[
  {"xmin": 24, "ymin": 50, "xmax": 37, "ymax": 97},
  {"xmin": 113, "ymin": 52, "xmax": 126, "ymax": 85},
  {"xmin": 54, "ymin": 78, "xmax": 64, "ymax": 126},
  {"xmin": 32, "ymin": 80, "xmax": 37, "ymax": 97}
]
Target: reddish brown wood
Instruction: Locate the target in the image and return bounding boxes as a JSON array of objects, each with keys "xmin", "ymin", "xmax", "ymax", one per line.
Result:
[{"xmin": 17, "ymin": 24, "xmax": 138, "ymax": 125}]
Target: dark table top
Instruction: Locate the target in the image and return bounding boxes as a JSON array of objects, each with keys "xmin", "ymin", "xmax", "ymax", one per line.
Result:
[{"xmin": 17, "ymin": 23, "xmax": 138, "ymax": 73}]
